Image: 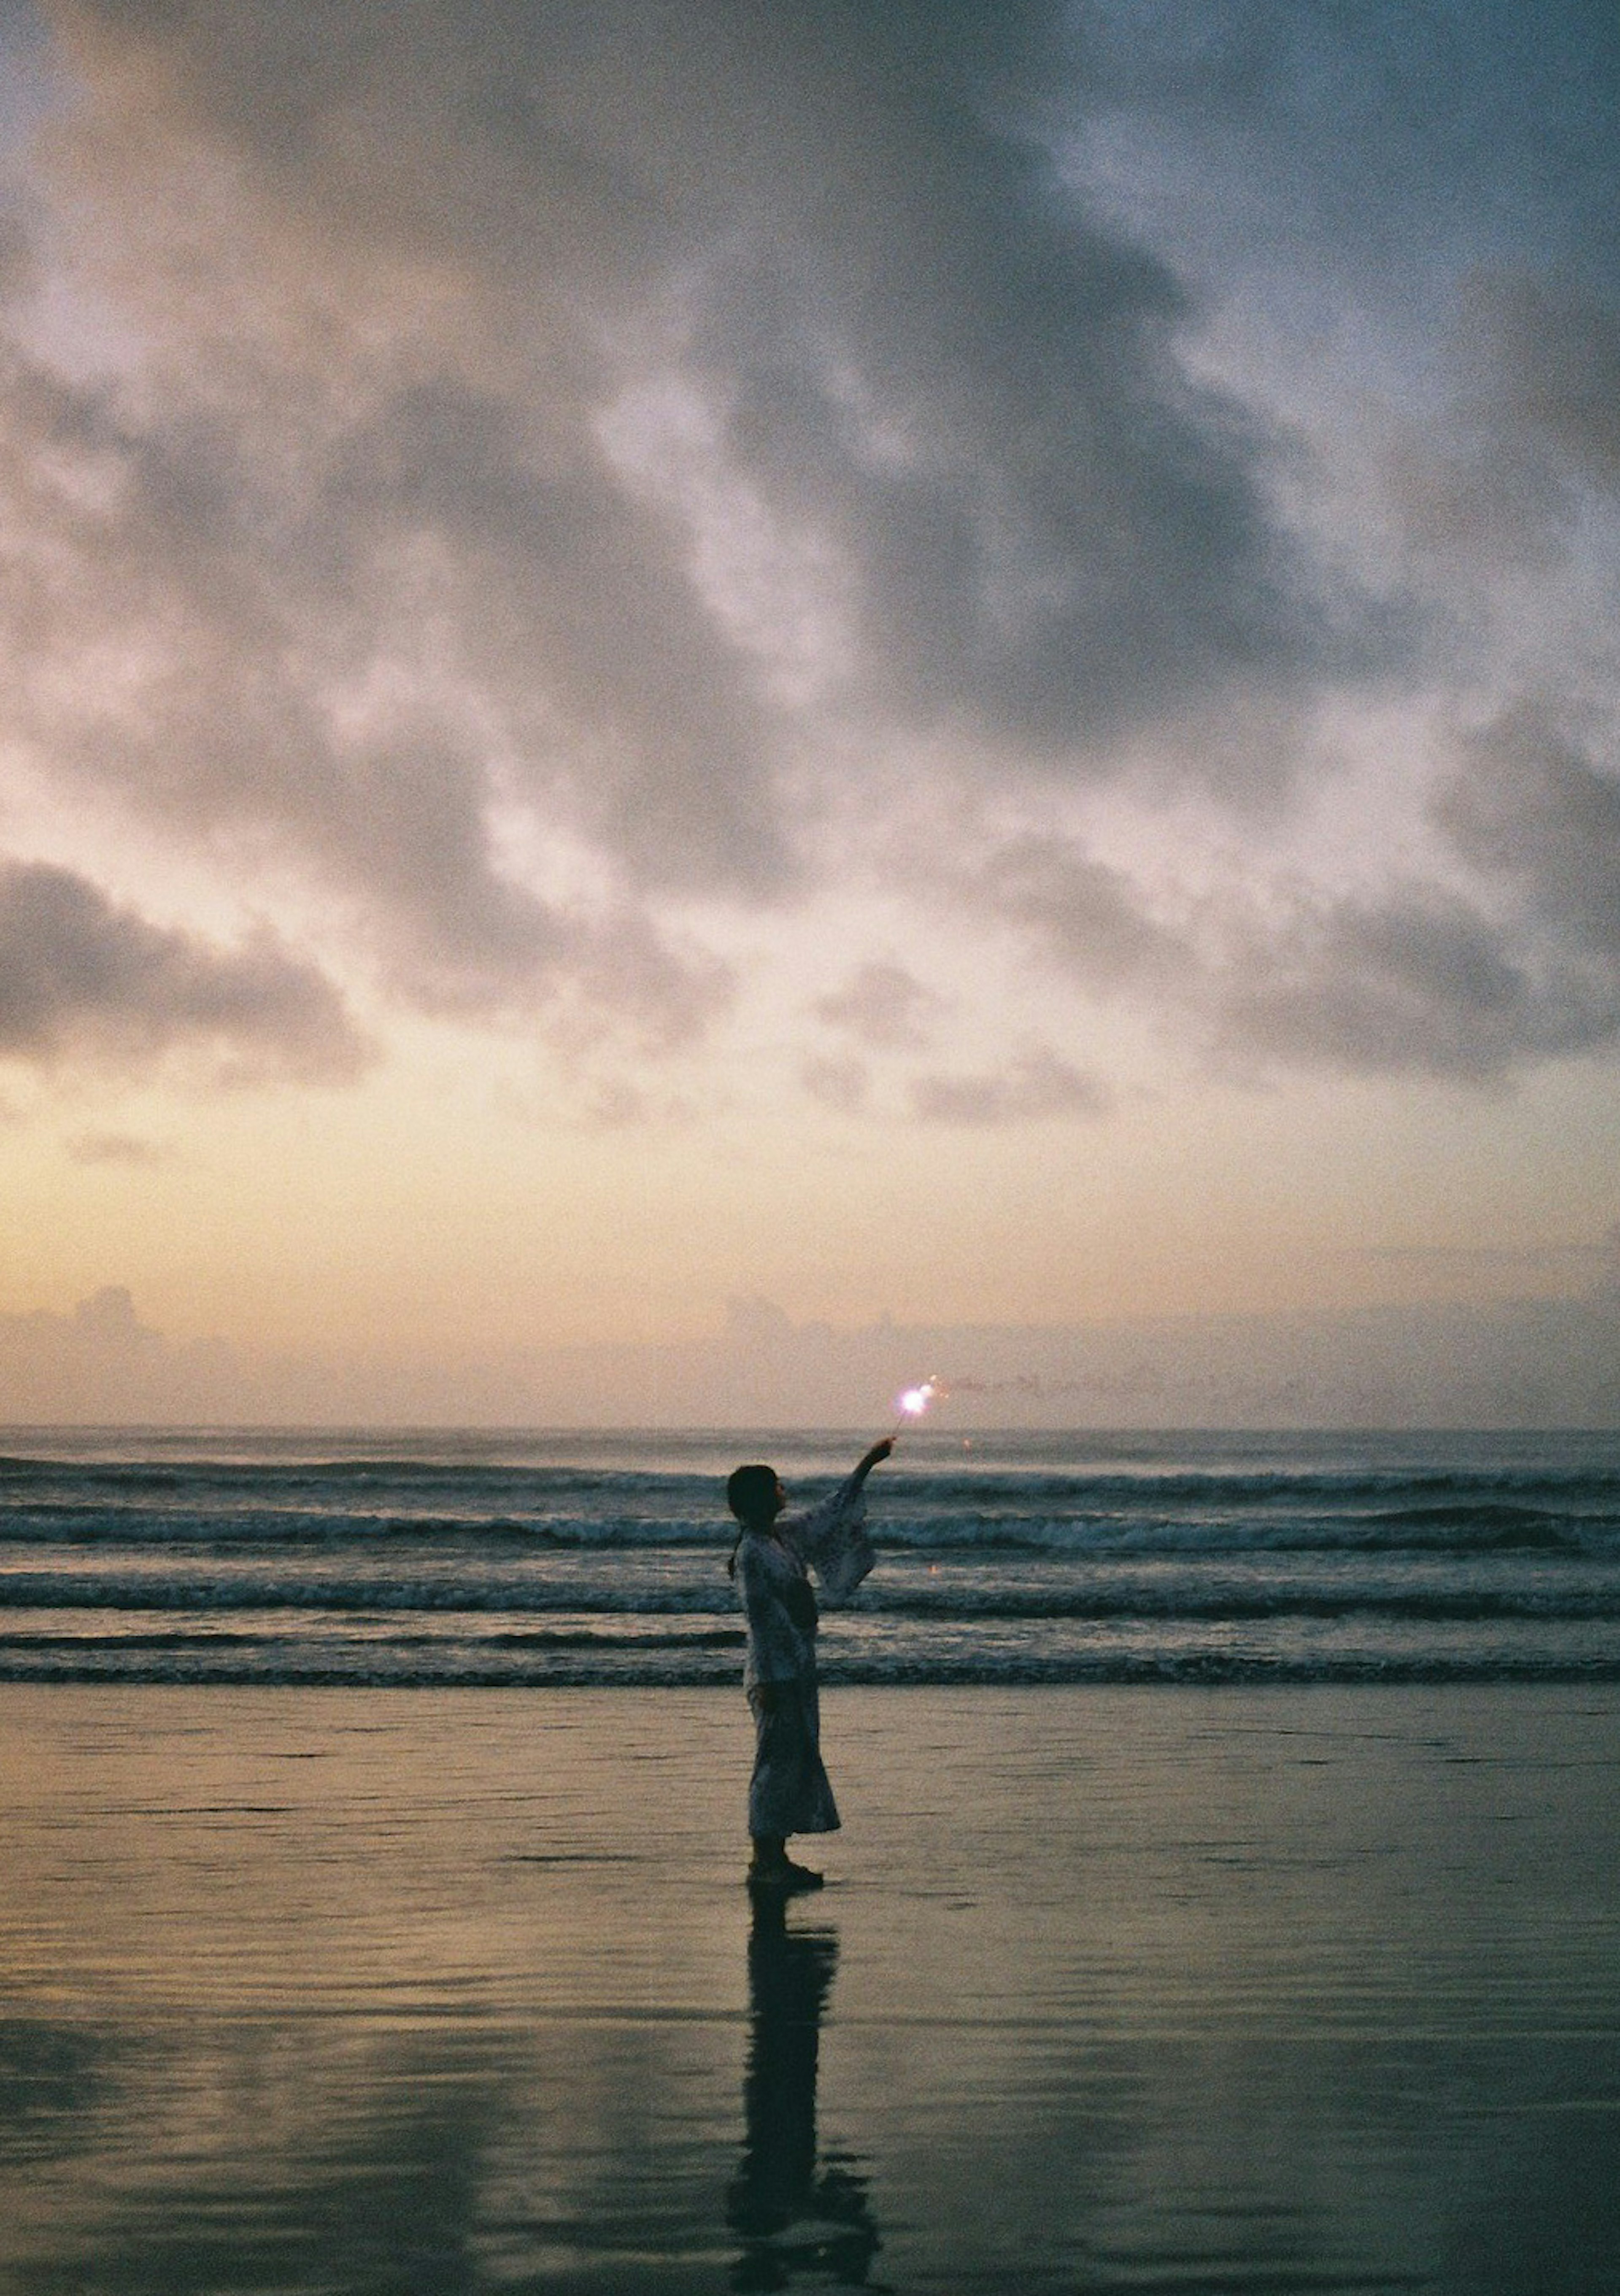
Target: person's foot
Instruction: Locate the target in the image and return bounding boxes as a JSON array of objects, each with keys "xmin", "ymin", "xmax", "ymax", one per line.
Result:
[{"xmin": 747, "ymin": 1857, "xmax": 824, "ymax": 1893}]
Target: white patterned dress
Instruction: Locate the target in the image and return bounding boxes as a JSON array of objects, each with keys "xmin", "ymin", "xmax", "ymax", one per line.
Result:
[{"xmin": 734, "ymin": 1472, "xmax": 875, "ymax": 1839}]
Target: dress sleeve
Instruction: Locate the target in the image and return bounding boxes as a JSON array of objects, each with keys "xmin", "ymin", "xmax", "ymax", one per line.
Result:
[{"xmin": 785, "ymin": 1470, "xmax": 876, "ymax": 1602}]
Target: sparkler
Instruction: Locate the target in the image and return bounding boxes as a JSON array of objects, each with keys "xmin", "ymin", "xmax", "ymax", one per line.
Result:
[{"xmin": 888, "ymin": 1376, "xmax": 941, "ymax": 1441}]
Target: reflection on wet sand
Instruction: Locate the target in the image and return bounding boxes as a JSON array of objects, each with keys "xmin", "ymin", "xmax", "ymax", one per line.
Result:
[
  {"xmin": 728, "ymin": 1899, "xmax": 880, "ymax": 2291},
  {"xmin": 4, "ymin": 1686, "xmax": 1620, "ymax": 2293}
]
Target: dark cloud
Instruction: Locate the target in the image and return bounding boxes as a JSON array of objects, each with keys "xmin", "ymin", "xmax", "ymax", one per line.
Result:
[
  {"xmin": 1214, "ymin": 881, "xmax": 1618, "ymax": 1080},
  {"xmin": 685, "ymin": 197, "xmax": 1371, "ymax": 767},
  {"xmin": 1066, "ymin": 1, "xmax": 1620, "ymax": 296},
  {"xmin": 0, "ymin": 0, "xmax": 1609, "ymax": 1101},
  {"xmin": 0, "ymin": 337, "xmax": 744, "ymax": 1040},
  {"xmin": 966, "ymin": 834, "xmax": 1195, "ymax": 990},
  {"xmin": 1, "ymin": 0, "xmax": 1399, "ymax": 1024},
  {"xmin": 1441, "ymin": 703, "xmax": 1620, "ymax": 964},
  {"xmin": 1390, "ymin": 272, "xmax": 1620, "ymax": 580},
  {"xmin": 0, "ymin": 858, "xmax": 369, "ymax": 1078},
  {"xmin": 910, "ymin": 1045, "xmax": 1110, "ymax": 1124},
  {"xmin": 814, "ymin": 960, "xmax": 942, "ymax": 1050},
  {"xmin": 1467, "ymin": 275, "xmax": 1620, "ymax": 488},
  {"xmin": 968, "ymin": 803, "xmax": 1620, "ymax": 1081}
]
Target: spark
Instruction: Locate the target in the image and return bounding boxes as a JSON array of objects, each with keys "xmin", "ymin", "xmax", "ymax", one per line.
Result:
[{"xmin": 889, "ymin": 1375, "xmax": 943, "ymax": 1438}]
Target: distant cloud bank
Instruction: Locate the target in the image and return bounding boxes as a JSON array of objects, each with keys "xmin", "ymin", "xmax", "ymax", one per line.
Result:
[{"xmin": 3, "ymin": 1284, "xmax": 1614, "ymax": 1430}]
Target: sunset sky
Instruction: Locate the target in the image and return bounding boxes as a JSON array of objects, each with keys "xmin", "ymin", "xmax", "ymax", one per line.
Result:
[{"xmin": 0, "ymin": 1, "xmax": 1617, "ymax": 1414}]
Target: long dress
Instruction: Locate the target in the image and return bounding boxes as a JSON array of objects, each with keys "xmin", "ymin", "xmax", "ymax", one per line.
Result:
[{"xmin": 734, "ymin": 1471, "xmax": 875, "ymax": 1840}]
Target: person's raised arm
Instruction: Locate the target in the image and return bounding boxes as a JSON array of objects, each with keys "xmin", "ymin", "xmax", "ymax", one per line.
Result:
[{"xmin": 850, "ymin": 1436, "xmax": 893, "ymax": 1487}]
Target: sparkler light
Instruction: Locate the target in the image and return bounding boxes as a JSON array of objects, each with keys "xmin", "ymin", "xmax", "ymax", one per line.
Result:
[{"xmin": 889, "ymin": 1376, "xmax": 942, "ymax": 1438}]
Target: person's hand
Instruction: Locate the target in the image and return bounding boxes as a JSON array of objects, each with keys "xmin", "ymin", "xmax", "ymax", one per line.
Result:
[{"xmin": 861, "ymin": 1437, "xmax": 894, "ymax": 1472}]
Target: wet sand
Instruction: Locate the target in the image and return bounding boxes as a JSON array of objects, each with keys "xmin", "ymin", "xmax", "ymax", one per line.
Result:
[{"xmin": 2, "ymin": 1684, "xmax": 1618, "ymax": 2293}]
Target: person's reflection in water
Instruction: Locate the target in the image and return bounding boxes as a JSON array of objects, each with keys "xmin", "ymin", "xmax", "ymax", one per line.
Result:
[{"xmin": 727, "ymin": 1895, "xmax": 881, "ymax": 2291}]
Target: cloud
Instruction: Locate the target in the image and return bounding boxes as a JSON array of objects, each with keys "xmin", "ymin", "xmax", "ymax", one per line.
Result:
[
  {"xmin": 1064, "ymin": 3, "xmax": 1620, "ymax": 303},
  {"xmin": 678, "ymin": 115, "xmax": 1383, "ymax": 765},
  {"xmin": 1, "ymin": 1279, "xmax": 1616, "ymax": 1425},
  {"xmin": 1202, "ymin": 702, "xmax": 1620, "ymax": 1077},
  {"xmin": 0, "ymin": 330, "xmax": 744, "ymax": 1042},
  {"xmin": 909, "ymin": 1045, "xmax": 1110, "ymax": 1125},
  {"xmin": 965, "ymin": 801, "xmax": 1620, "ymax": 1081},
  {"xmin": 814, "ymin": 960, "xmax": 942, "ymax": 1050},
  {"xmin": 1214, "ymin": 880, "xmax": 1618, "ymax": 1079},
  {"xmin": 1350, "ymin": 1233, "xmax": 1618, "ymax": 1276},
  {"xmin": 66, "ymin": 1129, "xmax": 176, "ymax": 1165},
  {"xmin": 0, "ymin": 1, "xmax": 1405, "ymax": 1038},
  {"xmin": 0, "ymin": 0, "xmax": 1608, "ymax": 1113},
  {"xmin": 801, "ymin": 1054, "xmax": 869, "ymax": 1115},
  {"xmin": 1440, "ymin": 701, "xmax": 1620, "ymax": 964},
  {"xmin": 70, "ymin": 1281, "xmax": 141, "ymax": 1338},
  {"xmin": 0, "ymin": 858, "xmax": 369, "ymax": 1079},
  {"xmin": 1471, "ymin": 273, "xmax": 1620, "ymax": 489},
  {"xmin": 965, "ymin": 834, "xmax": 1196, "ymax": 991},
  {"xmin": 1387, "ymin": 271, "xmax": 1620, "ymax": 583}
]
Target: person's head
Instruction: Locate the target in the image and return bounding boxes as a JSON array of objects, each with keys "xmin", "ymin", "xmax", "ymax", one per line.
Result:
[{"xmin": 727, "ymin": 1462, "xmax": 786, "ymax": 1529}]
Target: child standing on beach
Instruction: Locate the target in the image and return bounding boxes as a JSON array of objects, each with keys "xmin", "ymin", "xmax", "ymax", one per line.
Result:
[{"xmin": 727, "ymin": 1438, "xmax": 892, "ymax": 1891}]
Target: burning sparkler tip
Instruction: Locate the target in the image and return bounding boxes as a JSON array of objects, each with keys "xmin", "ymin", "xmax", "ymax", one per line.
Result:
[{"xmin": 891, "ymin": 1375, "xmax": 943, "ymax": 1431}]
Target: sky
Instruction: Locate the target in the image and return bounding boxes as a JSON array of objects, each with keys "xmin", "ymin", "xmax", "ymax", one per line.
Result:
[{"xmin": 0, "ymin": 0, "xmax": 1617, "ymax": 1421}]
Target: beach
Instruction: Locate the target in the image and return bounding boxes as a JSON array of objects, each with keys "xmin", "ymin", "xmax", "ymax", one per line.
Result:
[{"xmin": 3, "ymin": 1681, "xmax": 1617, "ymax": 2293}]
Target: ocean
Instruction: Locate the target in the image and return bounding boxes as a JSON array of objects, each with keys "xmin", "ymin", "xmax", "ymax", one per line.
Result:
[{"xmin": 3, "ymin": 1423, "xmax": 1617, "ymax": 1686}]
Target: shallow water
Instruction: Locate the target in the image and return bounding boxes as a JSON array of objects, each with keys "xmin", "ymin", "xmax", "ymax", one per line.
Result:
[{"xmin": 2, "ymin": 1684, "xmax": 1618, "ymax": 2292}]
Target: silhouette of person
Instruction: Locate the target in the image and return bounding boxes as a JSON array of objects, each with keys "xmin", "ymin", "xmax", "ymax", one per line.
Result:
[
  {"xmin": 727, "ymin": 1438, "xmax": 890, "ymax": 1891},
  {"xmin": 727, "ymin": 1896, "xmax": 881, "ymax": 2291}
]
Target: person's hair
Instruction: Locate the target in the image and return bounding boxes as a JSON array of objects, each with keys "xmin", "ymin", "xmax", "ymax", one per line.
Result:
[
  {"xmin": 725, "ymin": 1462, "xmax": 780, "ymax": 1577},
  {"xmin": 726, "ymin": 1463, "xmax": 779, "ymax": 1524}
]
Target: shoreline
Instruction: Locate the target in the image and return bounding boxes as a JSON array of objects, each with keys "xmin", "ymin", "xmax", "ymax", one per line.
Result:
[{"xmin": 5, "ymin": 1661, "xmax": 1620, "ymax": 1686}]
